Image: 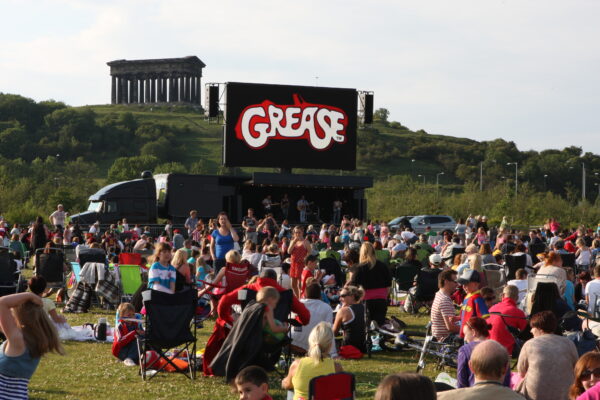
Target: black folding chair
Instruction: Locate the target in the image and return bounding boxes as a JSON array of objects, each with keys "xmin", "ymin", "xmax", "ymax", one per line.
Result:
[
  {"xmin": 528, "ymin": 243, "xmax": 547, "ymax": 259},
  {"xmin": 35, "ymin": 248, "xmax": 65, "ymax": 291},
  {"xmin": 78, "ymin": 247, "xmax": 107, "ymax": 266},
  {"xmin": 0, "ymin": 247, "xmax": 22, "ymax": 297},
  {"xmin": 137, "ymin": 289, "xmax": 197, "ymax": 380},
  {"xmin": 561, "ymin": 253, "xmax": 576, "ymax": 269},
  {"xmin": 504, "ymin": 254, "xmax": 526, "ymax": 280}
]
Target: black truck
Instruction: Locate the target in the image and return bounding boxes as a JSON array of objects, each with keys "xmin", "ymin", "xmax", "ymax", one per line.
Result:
[
  {"xmin": 70, "ymin": 172, "xmax": 242, "ymax": 224},
  {"xmin": 70, "ymin": 172, "xmax": 373, "ymax": 225}
]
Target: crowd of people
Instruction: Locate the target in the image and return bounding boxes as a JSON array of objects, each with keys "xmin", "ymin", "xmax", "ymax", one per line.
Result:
[{"xmin": 5, "ymin": 208, "xmax": 600, "ymax": 399}]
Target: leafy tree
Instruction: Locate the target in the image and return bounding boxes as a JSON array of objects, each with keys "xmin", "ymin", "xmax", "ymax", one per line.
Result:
[{"xmin": 108, "ymin": 155, "xmax": 160, "ymax": 182}]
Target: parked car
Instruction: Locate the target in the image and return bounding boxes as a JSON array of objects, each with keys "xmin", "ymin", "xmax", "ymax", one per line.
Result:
[{"xmin": 409, "ymin": 215, "xmax": 456, "ymax": 234}]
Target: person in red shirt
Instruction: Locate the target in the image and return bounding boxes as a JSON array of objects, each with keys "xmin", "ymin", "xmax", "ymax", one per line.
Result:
[
  {"xmin": 203, "ymin": 269, "xmax": 310, "ymax": 376},
  {"xmin": 488, "ymin": 284, "xmax": 527, "ymax": 356},
  {"xmin": 458, "ymin": 270, "xmax": 489, "ymax": 338},
  {"xmin": 300, "ymin": 255, "xmax": 321, "ymax": 298}
]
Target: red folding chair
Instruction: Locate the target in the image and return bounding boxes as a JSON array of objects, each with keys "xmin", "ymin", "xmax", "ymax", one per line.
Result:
[
  {"xmin": 308, "ymin": 372, "xmax": 355, "ymax": 400},
  {"xmin": 119, "ymin": 252, "xmax": 142, "ymax": 266}
]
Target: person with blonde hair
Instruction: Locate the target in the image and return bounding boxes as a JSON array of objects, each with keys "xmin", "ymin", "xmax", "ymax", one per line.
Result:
[
  {"xmin": 171, "ymin": 248, "xmax": 193, "ymax": 292},
  {"xmin": 282, "ymin": 322, "xmax": 343, "ymax": 400},
  {"xmin": 348, "ymin": 242, "xmax": 392, "ymax": 324},
  {"xmin": 333, "ymin": 285, "xmax": 367, "ymax": 354},
  {"xmin": 0, "ymin": 292, "xmax": 64, "ymax": 398}
]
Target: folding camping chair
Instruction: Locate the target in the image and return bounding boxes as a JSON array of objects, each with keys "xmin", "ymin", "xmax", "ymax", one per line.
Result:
[
  {"xmin": 35, "ymin": 248, "xmax": 65, "ymax": 291},
  {"xmin": 375, "ymin": 250, "xmax": 391, "ymax": 268},
  {"xmin": 504, "ymin": 254, "xmax": 527, "ymax": 280},
  {"xmin": 392, "ymin": 264, "xmax": 420, "ymax": 304},
  {"xmin": 0, "ymin": 247, "xmax": 23, "ymax": 297},
  {"xmin": 308, "ymin": 372, "xmax": 356, "ymax": 400},
  {"xmin": 561, "ymin": 253, "xmax": 576, "ymax": 269},
  {"xmin": 529, "ymin": 242, "xmax": 547, "ymax": 259},
  {"xmin": 319, "ymin": 249, "xmax": 341, "ymax": 263},
  {"xmin": 138, "ymin": 289, "xmax": 197, "ymax": 380},
  {"xmin": 119, "ymin": 252, "xmax": 142, "ymax": 266},
  {"xmin": 482, "ymin": 264, "xmax": 507, "ymax": 299},
  {"xmin": 119, "ymin": 265, "xmax": 143, "ymax": 303},
  {"xmin": 405, "ymin": 268, "xmax": 440, "ymax": 314}
]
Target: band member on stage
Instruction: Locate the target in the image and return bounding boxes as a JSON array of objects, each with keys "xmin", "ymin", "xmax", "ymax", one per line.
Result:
[
  {"xmin": 262, "ymin": 195, "xmax": 273, "ymax": 216},
  {"xmin": 333, "ymin": 199, "xmax": 342, "ymax": 225},
  {"xmin": 297, "ymin": 195, "xmax": 309, "ymax": 223},
  {"xmin": 280, "ymin": 194, "xmax": 290, "ymax": 220},
  {"xmin": 241, "ymin": 208, "xmax": 258, "ymax": 244}
]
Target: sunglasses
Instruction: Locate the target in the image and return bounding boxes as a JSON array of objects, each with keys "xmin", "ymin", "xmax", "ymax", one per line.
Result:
[
  {"xmin": 581, "ymin": 368, "xmax": 600, "ymax": 380},
  {"xmin": 340, "ymin": 293, "xmax": 351, "ymax": 298}
]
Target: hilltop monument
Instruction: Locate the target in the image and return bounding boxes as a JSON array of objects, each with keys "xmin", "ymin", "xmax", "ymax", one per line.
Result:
[{"xmin": 107, "ymin": 56, "xmax": 206, "ymax": 105}]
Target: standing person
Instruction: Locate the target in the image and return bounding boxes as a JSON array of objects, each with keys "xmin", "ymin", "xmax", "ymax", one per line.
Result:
[
  {"xmin": 280, "ymin": 194, "xmax": 290, "ymax": 221},
  {"xmin": 288, "ymin": 226, "xmax": 311, "ymax": 298},
  {"xmin": 349, "ymin": 242, "xmax": 392, "ymax": 325},
  {"xmin": 332, "ymin": 199, "xmax": 342, "ymax": 225},
  {"xmin": 262, "ymin": 195, "xmax": 273, "ymax": 217},
  {"xmin": 241, "ymin": 208, "xmax": 258, "ymax": 244},
  {"xmin": 210, "ymin": 212, "xmax": 239, "ymax": 273},
  {"xmin": 30, "ymin": 216, "xmax": 49, "ymax": 252},
  {"xmin": 49, "ymin": 204, "xmax": 67, "ymax": 233},
  {"xmin": 517, "ymin": 310, "xmax": 578, "ymax": 400},
  {"xmin": 586, "ymin": 265, "xmax": 600, "ymax": 315},
  {"xmin": 0, "ymin": 292, "xmax": 64, "ymax": 398},
  {"xmin": 297, "ymin": 195, "xmax": 309, "ymax": 223},
  {"xmin": 184, "ymin": 210, "xmax": 199, "ymax": 237}
]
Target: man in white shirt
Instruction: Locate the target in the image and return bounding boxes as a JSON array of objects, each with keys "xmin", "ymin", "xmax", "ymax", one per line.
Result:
[
  {"xmin": 507, "ymin": 268, "xmax": 529, "ymax": 307},
  {"xmin": 49, "ymin": 204, "xmax": 67, "ymax": 232},
  {"xmin": 133, "ymin": 234, "xmax": 149, "ymax": 251},
  {"xmin": 290, "ymin": 282, "xmax": 336, "ymax": 357},
  {"xmin": 297, "ymin": 196, "xmax": 309, "ymax": 223},
  {"xmin": 586, "ymin": 265, "xmax": 600, "ymax": 315}
]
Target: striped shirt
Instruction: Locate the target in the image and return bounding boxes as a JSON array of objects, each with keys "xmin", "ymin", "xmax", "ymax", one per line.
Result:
[
  {"xmin": 431, "ymin": 290, "xmax": 456, "ymax": 341},
  {"xmin": 0, "ymin": 373, "xmax": 29, "ymax": 400},
  {"xmin": 148, "ymin": 262, "xmax": 177, "ymax": 294}
]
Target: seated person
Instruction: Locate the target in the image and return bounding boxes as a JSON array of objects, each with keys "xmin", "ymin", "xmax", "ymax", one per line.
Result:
[
  {"xmin": 375, "ymin": 373, "xmax": 436, "ymax": 400},
  {"xmin": 148, "ymin": 243, "xmax": 176, "ymax": 294},
  {"xmin": 430, "ymin": 269, "xmax": 460, "ymax": 342},
  {"xmin": 332, "ymin": 285, "xmax": 367, "ymax": 354},
  {"xmin": 257, "ymin": 287, "xmax": 289, "ymax": 346},
  {"xmin": 234, "ymin": 365, "xmax": 274, "ymax": 400},
  {"xmin": 27, "ymin": 276, "xmax": 67, "ymax": 326},
  {"xmin": 301, "ymin": 255, "xmax": 321, "ymax": 298},
  {"xmin": 488, "ymin": 285, "xmax": 527, "ymax": 356},
  {"xmin": 112, "ymin": 302, "xmax": 143, "ymax": 366},
  {"xmin": 458, "ymin": 270, "xmax": 489, "ymax": 338},
  {"xmin": 321, "ymin": 274, "xmax": 340, "ymax": 305},
  {"xmin": 282, "ymin": 322, "xmax": 343, "ymax": 400},
  {"xmin": 291, "ymin": 282, "xmax": 335, "ymax": 356},
  {"xmin": 201, "ymin": 250, "xmax": 250, "ymax": 297}
]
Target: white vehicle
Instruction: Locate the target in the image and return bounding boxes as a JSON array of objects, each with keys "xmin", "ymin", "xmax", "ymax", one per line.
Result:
[{"xmin": 409, "ymin": 215, "xmax": 456, "ymax": 234}]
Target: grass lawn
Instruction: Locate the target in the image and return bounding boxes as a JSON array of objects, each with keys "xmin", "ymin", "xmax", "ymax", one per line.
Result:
[{"xmin": 28, "ymin": 303, "xmax": 439, "ymax": 400}]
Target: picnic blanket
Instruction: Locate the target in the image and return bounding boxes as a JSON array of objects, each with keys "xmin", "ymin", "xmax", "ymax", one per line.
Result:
[{"xmin": 57, "ymin": 323, "xmax": 114, "ymax": 342}]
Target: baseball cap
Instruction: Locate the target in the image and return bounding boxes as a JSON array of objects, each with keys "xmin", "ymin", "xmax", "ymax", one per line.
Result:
[
  {"xmin": 457, "ymin": 269, "xmax": 481, "ymax": 285},
  {"xmin": 429, "ymin": 253, "xmax": 442, "ymax": 265}
]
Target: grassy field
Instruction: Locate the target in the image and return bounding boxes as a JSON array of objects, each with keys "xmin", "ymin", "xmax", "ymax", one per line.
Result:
[{"xmin": 28, "ymin": 303, "xmax": 437, "ymax": 400}]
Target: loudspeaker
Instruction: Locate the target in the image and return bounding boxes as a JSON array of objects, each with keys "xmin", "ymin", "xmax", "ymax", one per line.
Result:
[
  {"xmin": 362, "ymin": 93, "xmax": 374, "ymax": 124},
  {"xmin": 206, "ymin": 85, "xmax": 219, "ymax": 117}
]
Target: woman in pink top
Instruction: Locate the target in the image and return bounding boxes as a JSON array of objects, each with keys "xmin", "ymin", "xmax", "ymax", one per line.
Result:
[{"xmin": 380, "ymin": 223, "xmax": 390, "ymax": 247}]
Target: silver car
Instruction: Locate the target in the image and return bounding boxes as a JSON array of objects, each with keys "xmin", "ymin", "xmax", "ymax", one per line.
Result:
[{"xmin": 409, "ymin": 215, "xmax": 457, "ymax": 234}]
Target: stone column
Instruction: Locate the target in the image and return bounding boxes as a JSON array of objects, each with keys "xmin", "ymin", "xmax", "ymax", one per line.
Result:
[
  {"xmin": 150, "ymin": 77, "xmax": 156, "ymax": 103},
  {"xmin": 111, "ymin": 76, "xmax": 117, "ymax": 104},
  {"xmin": 183, "ymin": 75, "xmax": 189, "ymax": 102},
  {"xmin": 131, "ymin": 78, "xmax": 138, "ymax": 104},
  {"xmin": 168, "ymin": 77, "xmax": 175, "ymax": 102},
  {"xmin": 145, "ymin": 79, "xmax": 151, "ymax": 103},
  {"xmin": 179, "ymin": 76, "xmax": 184, "ymax": 102},
  {"xmin": 163, "ymin": 78, "xmax": 167, "ymax": 102},
  {"xmin": 140, "ymin": 79, "xmax": 145, "ymax": 103},
  {"xmin": 196, "ymin": 74, "xmax": 201, "ymax": 104},
  {"xmin": 119, "ymin": 77, "xmax": 126, "ymax": 104}
]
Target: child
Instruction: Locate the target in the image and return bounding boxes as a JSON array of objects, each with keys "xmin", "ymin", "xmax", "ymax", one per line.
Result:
[
  {"xmin": 28, "ymin": 276, "xmax": 68, "ymax": 326},
  {"xmin": 321, "ymin": 274, "xmax": 340, "ymax": 305},
  {"xmin": 195, "ymin": 255, "xmax": 211, "ymax": 287},
  {"xmin": 257, "ymin": 286, "xmax": 289, "ymax": 345},
  {"xmin": 148, "ymin": 242, "xmax": 177, "ymax": 294},
  {"xmin": 112, "ymin": 302, "xmax": 143, "ymax": 366},
  {"xmin": 279, "ymin": 262, "xmax": 292, "ymax": 290},
  {"xmin": 300, "ymin": 254, "xmax": 321, "ymax": 298},
  {"xmin": 234, "ymin": 365, "xmax": 273, "ymax": 400}
]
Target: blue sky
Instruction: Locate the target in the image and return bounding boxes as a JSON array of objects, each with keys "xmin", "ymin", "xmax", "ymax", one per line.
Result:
[{"xmin": 1, "ymin": 0, "xmax": 599, "ymax": 153}]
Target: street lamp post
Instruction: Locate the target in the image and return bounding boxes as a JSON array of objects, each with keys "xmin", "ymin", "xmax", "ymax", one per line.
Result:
[
  {"xmin": 507, "ymin": 162, "xmax": 518, "ymax": 196},
  {"xmin": 480, "ymin": 162, "xmax": 483, "ymax": 191},
  {"xmin": 582, "ymin": 162, "xmax": 586, "ymax": 201},
  {"xmin": 543, "ymin": 174, "xmax": 548, "ymax": 191},
  {"xmin": 417, "ymin": 174, "xmax": 426, "ymax": 184},
  {"xmin": 436, "ymin": 172, "xmax": 444, "ymax": 193},
  {"xmin": 411, "ymin": 159, "xmax": 416, "ymax": 179}
]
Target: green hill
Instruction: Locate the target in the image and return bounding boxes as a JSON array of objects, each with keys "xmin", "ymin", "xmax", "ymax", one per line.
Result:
[{"xmin": 2, "ymin": 93, "xmax": 600, "ymax": 225}]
